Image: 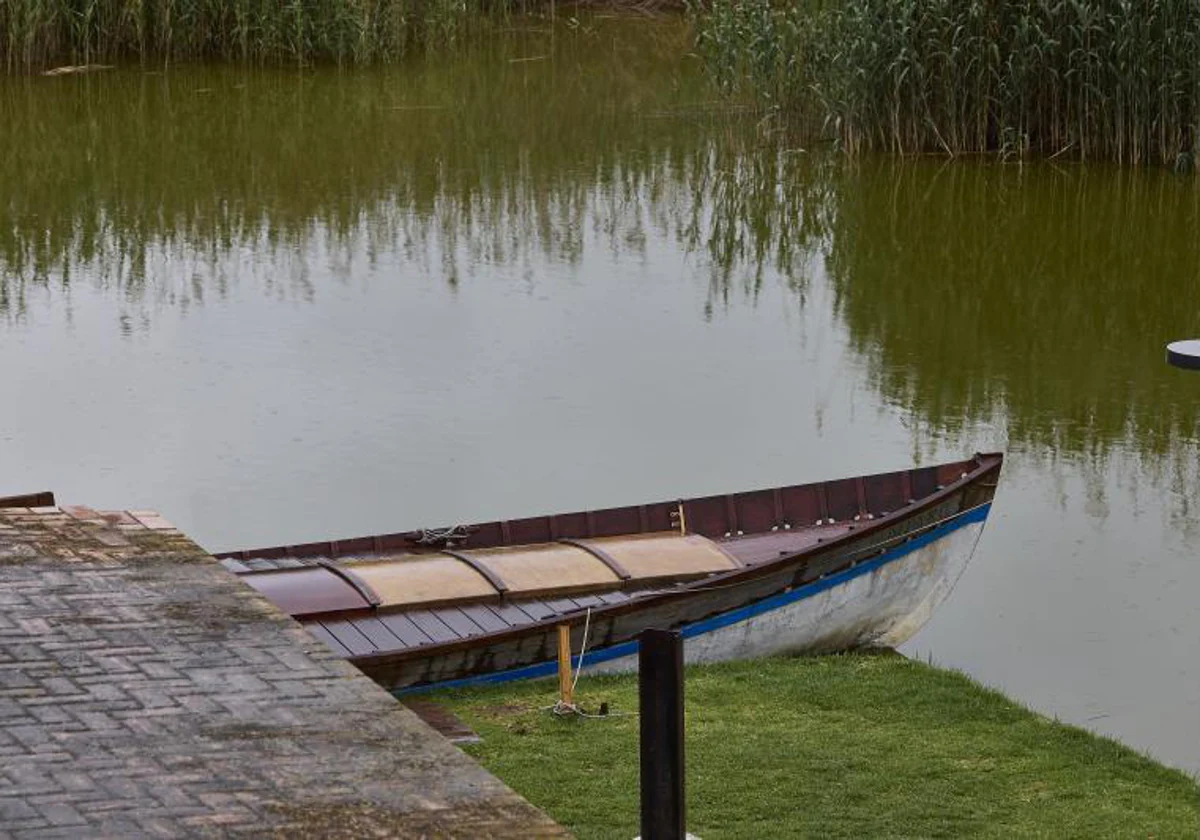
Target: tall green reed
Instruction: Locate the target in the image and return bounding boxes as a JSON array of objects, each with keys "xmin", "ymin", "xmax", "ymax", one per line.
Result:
[
  {"xmin": 0, "ymin": 0, "xmax": 510, "ymax": 69},
  {"xmin": 694, "ymin": 0, "xmax": 1200, "ymax": 165}
]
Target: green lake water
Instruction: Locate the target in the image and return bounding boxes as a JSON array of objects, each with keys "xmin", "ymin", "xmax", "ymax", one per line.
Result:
[{"xmin": 2, "ymin": 15, "xmax": 1197, "ymax": 775}]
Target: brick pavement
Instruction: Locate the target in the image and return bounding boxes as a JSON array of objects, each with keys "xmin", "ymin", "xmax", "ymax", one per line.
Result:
[{"xmin": 0, "ymin": 502, "xmax": 568, "ymax": 838}]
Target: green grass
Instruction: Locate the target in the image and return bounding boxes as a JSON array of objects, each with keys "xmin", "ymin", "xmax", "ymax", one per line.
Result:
[{"xmin": 436, "ymin": 654, "xmax": 1199, "ymax": 838}]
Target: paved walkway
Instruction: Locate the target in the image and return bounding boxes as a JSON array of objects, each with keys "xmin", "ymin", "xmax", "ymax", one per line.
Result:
[{"xmin": 0, "ymin": 502, "xmax": 567, "ymax": 838}]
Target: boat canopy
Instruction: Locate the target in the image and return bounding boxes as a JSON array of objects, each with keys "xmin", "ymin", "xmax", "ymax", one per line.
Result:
[{"xmin": 237, "ymin": 531, "xmax": 738, "ymax": 617}]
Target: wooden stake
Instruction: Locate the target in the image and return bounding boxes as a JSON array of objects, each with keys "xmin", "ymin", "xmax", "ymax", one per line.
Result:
[{"xmin": 557, "ymin": 624, "xmax": 573, "ymax": 707}]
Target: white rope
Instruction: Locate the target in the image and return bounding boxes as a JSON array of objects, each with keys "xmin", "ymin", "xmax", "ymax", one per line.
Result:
[
  {"xmin": 571, "ymin": 606, "xmax": 592, "ymax": 693},
  {"xmin": 546, "ymin": 606, "xmax": 634, "ymax": 720}
]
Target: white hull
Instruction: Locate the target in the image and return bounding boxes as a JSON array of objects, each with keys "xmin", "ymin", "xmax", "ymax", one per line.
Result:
[{"xmin": 583, "ymin": 516, "xmax": 984, "ymax": 675}]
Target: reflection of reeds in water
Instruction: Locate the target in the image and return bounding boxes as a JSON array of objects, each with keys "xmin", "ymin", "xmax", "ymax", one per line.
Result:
[
  {"xmin": 824, "ymin": 159, "xmax": 1200, "ymax": 468},
  {"xmin": 0, "ymin": 18, "xmax": 819, "ymax": 319},
  {"xmin": 5, "ymin": 16, "xmax": 1197, "ymax": 473}
]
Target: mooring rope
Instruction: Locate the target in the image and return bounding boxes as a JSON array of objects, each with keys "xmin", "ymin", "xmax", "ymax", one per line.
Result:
[{"xmin": 411, "ymin": 525, "xmax": 471, "ymax": 546}]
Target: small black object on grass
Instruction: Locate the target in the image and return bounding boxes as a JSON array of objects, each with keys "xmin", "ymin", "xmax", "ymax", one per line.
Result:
[{"xmin": 1166, "ymin": 339, "xmax": 1200, "ymax": 371}]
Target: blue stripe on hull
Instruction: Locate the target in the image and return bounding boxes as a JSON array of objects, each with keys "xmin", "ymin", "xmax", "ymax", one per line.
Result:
[{"xmin": 397, "ymin": 502, "xmax": 991, "ymax": 695}]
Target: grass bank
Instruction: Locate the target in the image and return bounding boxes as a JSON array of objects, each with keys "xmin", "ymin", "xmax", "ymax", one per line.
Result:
[
  {"xmin": 436, "ymin": 654, "xmax": 1199, "ymax": 838},
  {"xmin": 694, "ymin": 0, "xmax": 1200, "ymax": 166}
]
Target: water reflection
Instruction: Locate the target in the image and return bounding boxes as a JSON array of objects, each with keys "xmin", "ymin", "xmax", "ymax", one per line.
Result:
[
  {"xmin": 9, "ymin": 44, "xmax": 1196, "ymax": 476},
  {"xmin": 1, "ymin": 13, "xmax": 1197, "ymax": 773},
  {"xmin": 1, "ymin": 20, "xmax": 813, "ymax": 323},
  {"xmin": 827, "ymin": 161, "xmax": 1200, "ymax": 456}
]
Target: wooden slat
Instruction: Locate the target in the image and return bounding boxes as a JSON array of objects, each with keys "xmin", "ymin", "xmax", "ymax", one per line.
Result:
[
  {"xmin": 436, "ymin": 608, "xmax": 482, "ymax": 639},
  {"xmin": 490, "ymin": 603, "xmax": 536, "ymax": 626},
  {"xmin": 598, "ymin": 591, "xmax": 631, "ymax": 605},
  {"xmin": 378, "ymin": 613, "xmax": 434, "ymax": 648},
  {"xmin": 517, "ymin": 601, "xmax": 555, "ymax": 621},
  {"xmin": 462, "ymin": 605, "xmax": 508, "ymax": 633},
  {"xmin": 348, "ymin": 616, "xmax": 404, "ymax": 650},
  {"xmin": 407, "ymin": 610, "xmax": 460, "ymax": 644},
  {"xmin": 319, "ymin": 619, "xmax": 376, "ymax": 656},
  {"xmin": 304, "ymin": 622, "xmax": 352, "ymax": 656},
  {"xmin": 544, "ymin": 598, "xmax": 579, "ymax": 615}
]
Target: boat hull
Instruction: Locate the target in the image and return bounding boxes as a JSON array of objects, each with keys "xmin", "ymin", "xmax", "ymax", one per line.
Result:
[
  {"xmin": 398, "ymin": 501, "xmax": 990, "ymax": 692},
  {"xmin": 589, "ymin": 502, "xmax": 986, "ymax": 674},
  {"xmin": 218, "ymin": 453, "xmax": 1003, "ymax": 695}
]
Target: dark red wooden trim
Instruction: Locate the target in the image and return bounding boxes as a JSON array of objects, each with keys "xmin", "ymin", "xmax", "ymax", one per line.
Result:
[
  {"xmin": 772, "ymin": 489, "xmax": 784, "ymax": 525},
  {"xmin": 855, "ymin": 478, "xmax": 868, "ymax": 517},
  {"xmin": 316, "ymin": 559, "xmax": 381, "ymax": 606},
  {"xmin": 499, "ymin": 521, "xmax": 513, "ymax": 546},
  {"xmin": 558, "ymin": 538, "xmax": 633, "ymax": 581},
  {"xmin": 213, "ymin": 455, "xmax": 1001, "ymax": 565},
  {"xmin": 442, "ymin": 550, "xmax": 509, "ymax": 595},
  {"xmin": 725, "ymin": 495, "xmax": 739, "ymax": 534},
  {"xmin": 0, "ymin": 491, "xmax": 55, "ymax": 508},
  {"xmin": 638, "ymin": 505, "xmax": 650, "ymax": 533}
]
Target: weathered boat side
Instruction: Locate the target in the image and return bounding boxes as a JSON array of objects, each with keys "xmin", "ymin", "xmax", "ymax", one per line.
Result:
[{"xmin": 220, "ymin": 454, "xmax": 1002, "ymax": 693}]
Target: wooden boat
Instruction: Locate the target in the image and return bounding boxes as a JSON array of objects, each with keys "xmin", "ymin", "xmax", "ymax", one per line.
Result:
[{"xmin": 216, "ymin": 453, "xmax": 1002, "ymax": 694}]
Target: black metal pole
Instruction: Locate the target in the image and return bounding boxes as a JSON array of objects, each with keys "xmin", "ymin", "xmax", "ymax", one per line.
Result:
[{"xmin": 639, "ymin": 628, "xmax": 685, "ymax": 840}]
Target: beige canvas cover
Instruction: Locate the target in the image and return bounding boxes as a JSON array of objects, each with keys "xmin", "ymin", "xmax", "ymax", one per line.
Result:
[
  {"xmin": 351, "ymin": 556, "xmax": 497, "ymax": 607},
  {"xmin": 344, "ymin": 531, "xmax": 737, "ymax": 610}
]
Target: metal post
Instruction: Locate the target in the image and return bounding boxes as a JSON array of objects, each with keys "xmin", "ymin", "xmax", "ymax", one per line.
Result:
[{"xmin": 639, "ymin": 629, "xmax": 685, "ymax": 840}]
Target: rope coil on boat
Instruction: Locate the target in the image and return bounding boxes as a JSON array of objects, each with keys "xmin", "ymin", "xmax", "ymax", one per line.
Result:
[{"xmin": 408, "ymin": 525, "xmax": 472, "ymax": 547}]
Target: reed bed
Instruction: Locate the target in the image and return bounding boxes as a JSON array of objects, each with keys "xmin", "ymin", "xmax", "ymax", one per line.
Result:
[
  {"xmin": 694, "ymin": 0, "xmax": 1200, "ymax": 165},
  {"xmin": 0, "ymin": 0, "xmax": 521, "ymax": 70}
]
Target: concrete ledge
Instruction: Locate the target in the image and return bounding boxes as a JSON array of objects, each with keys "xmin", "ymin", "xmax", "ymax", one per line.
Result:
[{"xmin": 0, "ymin": 504, "xmax": 567, "ymax": 838}]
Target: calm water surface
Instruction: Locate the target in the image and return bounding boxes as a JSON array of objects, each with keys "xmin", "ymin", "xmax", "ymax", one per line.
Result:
[{"xmin": 2, "ymin": 16, "xmax": 1197, "ymax": 775}]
